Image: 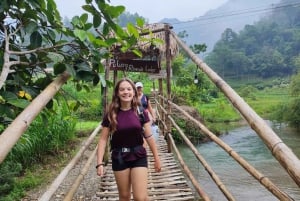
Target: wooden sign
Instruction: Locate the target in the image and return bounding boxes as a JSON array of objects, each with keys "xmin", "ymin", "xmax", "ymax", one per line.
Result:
[
  {"xmin": 109, "ymin": 59, "xmax": 160, "ymax": 73},
  {"xmin": 149, "ymin": 69, "xmax": 171, "ymax": 79}
]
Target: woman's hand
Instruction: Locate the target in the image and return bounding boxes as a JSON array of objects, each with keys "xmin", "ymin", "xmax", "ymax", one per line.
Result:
[
  {"xmin": 97, "ymin": 165, "xmax": 105, "ymax": 177},
  {"xmin": 154, "ymin": 158, "xmax": 161, "ymax": 172}
]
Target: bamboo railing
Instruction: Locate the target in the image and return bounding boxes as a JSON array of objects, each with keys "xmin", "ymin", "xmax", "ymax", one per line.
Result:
[
  {"xmin": 170, "ymin": 30, "xmax": 300, "ymax": 188},
  {"xmin": 168, "ymin": 116, "xmax": 235, "ymax": 201},
  {"xmin": 167, "ymin": 133, "xmax": 211, "ymax": 201},
  {"xmin": 159, "ymin": 96, "xmax": 294, "ymax": 201},
  {"xmin": 0, "ymin": 72, "xmax": 70, "ymax": 164},
  {"xmin": 38, "ymin": 123, "xmax": 102, "ymax": 201}
]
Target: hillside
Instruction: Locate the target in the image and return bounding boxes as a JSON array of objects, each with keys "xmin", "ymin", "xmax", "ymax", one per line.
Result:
[{"xmin": 161, "ymin": 0, "xmax": 280, "ymax": 53}]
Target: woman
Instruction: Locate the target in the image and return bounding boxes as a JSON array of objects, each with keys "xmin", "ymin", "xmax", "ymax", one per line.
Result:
[
  {"xmin": 135, "ymin": 82, "xmax": 156, "ymax": 124},
  {"xmin": 96, "ymin": 78, "xmax": 161, "ymax": 201}
]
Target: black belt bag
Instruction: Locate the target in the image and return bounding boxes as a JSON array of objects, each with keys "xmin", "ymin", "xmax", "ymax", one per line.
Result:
[{"xmin": 112, "ymin": 145, "xmax": 146, "ymax": 164}]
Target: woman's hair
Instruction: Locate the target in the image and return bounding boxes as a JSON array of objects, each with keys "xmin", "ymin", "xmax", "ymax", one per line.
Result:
[{"xmin": 107, "ymin": 78, "xmax": 140, "ymax": 132}]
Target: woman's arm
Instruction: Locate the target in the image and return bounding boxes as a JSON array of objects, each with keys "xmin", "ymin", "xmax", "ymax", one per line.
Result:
[
  {"xmin": 143, "ymin": 122, "xmax": 161, "ymax": 172},
  {"xmin": 96, "ymin": 127, "xmax": 110, "ymax": 177}
]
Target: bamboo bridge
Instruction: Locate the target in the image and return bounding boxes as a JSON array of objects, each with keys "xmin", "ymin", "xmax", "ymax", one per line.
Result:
[{"xmin": 1, "ymin": 23, "xmax": 300, "ymax": 201}]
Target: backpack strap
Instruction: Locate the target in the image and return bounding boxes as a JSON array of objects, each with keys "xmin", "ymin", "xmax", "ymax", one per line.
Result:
[{"xmin": 137, "ymin": 106, "xmax": 145, "ymax": 125}]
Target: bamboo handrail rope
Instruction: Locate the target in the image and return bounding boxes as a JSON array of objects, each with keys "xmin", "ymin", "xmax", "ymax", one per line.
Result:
[
  {"xmin": 38, "ymin": 123, "xmax": 102, "ymax": 201},
  {"xmin": 161, "ymin": 96, "xmax": 294, "ymax": 201},
  {"xmin": 63, "ymin": 145, "xmax": 98, "ymax": 201},
  {"xmin": 167, "ymin": 133, "xmax": 211, "ymax": 201},
  {"xmin": 168, "ymin": 116, "xmax": 236, "ymax": 201},
  {"xmin": 0, "ymin": 72, "xmax": 70, "ymax": 164},
  {"xmin": 170, "ymin": 30, "xmax": 300, "ymax": 187}
]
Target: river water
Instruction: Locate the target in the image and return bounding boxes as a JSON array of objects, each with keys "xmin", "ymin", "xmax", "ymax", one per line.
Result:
[{"xmin": 178, "ymin": 121, "xmax": 300, "ymax": 201}]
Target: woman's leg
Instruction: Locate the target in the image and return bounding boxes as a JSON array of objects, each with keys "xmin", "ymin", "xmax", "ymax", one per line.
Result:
[
  {"xmin": 131, "ymin": 167, "xmax": 148, "ymax": 201},
  {"xmin": 114, "ymin": 168, "xmax": 131, "ymax": 201}
]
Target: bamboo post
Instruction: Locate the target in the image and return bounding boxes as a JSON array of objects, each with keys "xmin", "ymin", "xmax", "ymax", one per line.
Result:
[
  {"xmin": 158, "ymin": 78, "xmax": 164, "ymax": 135},
  {"xmin": 170, "ymin": 30, "xmax": 300, "ymax": 188},
  {"xmin": 102, "ymin": 59, "xmax": 110, "ymax": 115},
  {"xmin": 165, "ymin": 24, "xmax": 172, "ymax": 153},
  {"xmin": 0, "ymin": 72, "xmax": 70, "ymax": 164}
]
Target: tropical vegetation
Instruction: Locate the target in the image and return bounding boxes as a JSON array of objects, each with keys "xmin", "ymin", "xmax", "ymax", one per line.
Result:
[{"xmin": 1, "ymin": 0, "xmax": 300, "ymax": 200}]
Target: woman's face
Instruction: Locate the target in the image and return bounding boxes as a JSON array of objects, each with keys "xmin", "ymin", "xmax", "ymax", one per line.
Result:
[{"xmin": 118, "ymin": 81, "xmax": 135, "ymax": 103}]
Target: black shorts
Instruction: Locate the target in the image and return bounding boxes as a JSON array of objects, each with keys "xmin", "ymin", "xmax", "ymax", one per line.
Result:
[{"xmin": 112, "ymin": 156, "xmax": 148, "ymax": 171}]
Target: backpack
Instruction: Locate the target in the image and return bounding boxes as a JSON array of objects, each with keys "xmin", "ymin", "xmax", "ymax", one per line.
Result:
[{"xmin": 140, "ymin": 94, "xmax": 149, "ymax": 109}]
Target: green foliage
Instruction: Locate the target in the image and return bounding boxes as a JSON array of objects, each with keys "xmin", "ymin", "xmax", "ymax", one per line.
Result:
[
  {"xmin": 0, "ymin": 0, "xmax": 147, "ymax": 129},
  {"xmin": 205, "ymin": 4, "xmax": 300, "ymax": 79},
  {"xmin": 0, "ymin": 161, "xmax": 22, "ymax": 197},
  {"xmin": 289, "ymin": 73, "xmax": 300, "ymax": 96},
  {"xmin": 61, "ymin": 82, "xmax": 102, "ymax": 120},
  {"xmin": 8, "ymin": 100, "xmax": 76, "ymax": 167},
  {"xmin": 171, "ymin": 117, "xmax": 206, "ymax": 143},
  {"xmin": 199, "ymin": 99, "xmax": 240, "ymax": 123},
  {"xmin": 1, "ymin": 99, "xmax": 76, "ymax": 199},
  {"xmin": 272, "ymin": 73, "xmax": 300, "ymax": 128},
  {"xmin": 238, "ymin": 85, "xmax": 258, "ymax": 100}
]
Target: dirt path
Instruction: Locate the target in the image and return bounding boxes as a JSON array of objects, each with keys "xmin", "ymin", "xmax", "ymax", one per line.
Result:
[{"xmin": 22, "ymin": 139, "xmax": 101, "ymax": 201}]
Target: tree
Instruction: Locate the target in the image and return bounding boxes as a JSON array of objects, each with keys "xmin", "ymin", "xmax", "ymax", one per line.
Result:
[{"xmin": 0, "ymin": 0, "xmax": 145, "ymax": 127}]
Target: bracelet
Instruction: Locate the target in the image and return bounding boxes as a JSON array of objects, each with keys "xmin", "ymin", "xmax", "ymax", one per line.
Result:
[
  {"xmin": 95, "ymin": 163, "xmax": 105, "ymax": 169},
  {"xmin": 144, "ymin": 133, "xmax": 153, "ymax": 139}
]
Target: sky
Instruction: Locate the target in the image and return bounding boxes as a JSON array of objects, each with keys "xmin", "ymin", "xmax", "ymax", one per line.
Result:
[{"xmin": 55, "ymin": 0, "xmax": 228, "ymax": 23}]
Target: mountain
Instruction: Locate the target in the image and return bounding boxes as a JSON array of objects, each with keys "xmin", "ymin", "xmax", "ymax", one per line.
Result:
[{"xmin": 160, "ymin": 0, "xmax": 281, "ymax": 53}]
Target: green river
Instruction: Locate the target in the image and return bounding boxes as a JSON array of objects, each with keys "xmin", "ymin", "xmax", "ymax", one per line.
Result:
[{"xmin": 178, "ymin": 121, "xmax": 300, "ymax": 201}]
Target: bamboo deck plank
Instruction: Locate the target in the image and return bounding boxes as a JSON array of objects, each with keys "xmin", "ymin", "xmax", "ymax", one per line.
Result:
[{"xmin": 96, "ymin": 135, "xmax": 196, "ymax": 201}]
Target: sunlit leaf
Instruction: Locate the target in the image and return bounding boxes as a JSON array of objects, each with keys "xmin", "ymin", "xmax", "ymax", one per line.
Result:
[
  {"xmin": 71, "ymin": 16, "xmax": 81, "ymax": 26},
  {"xmin": 132, "ymin": 49, "xmax": 142, "ymax": 58},
  {"xmin": 136, "ymin": 18, "xmax": 145, "ymax": 28},
  {"xmin": 99, "ymin": 74, "xmax": 106, "ymax": 87},
  {"xmin": 127, "ymin": 23, "xmax": 139, "ymax": 38},
  {"xmin": 47, "ymin": 52, "xmax": 64, "ymax": 63},
  {"xmin": 108, "ymin": 5, "xmax": 125, "ymax": 18},
  {"xmin": 0, "ymin": 95, "xmax": 5, "ymax": 103},
  {"xmin": 94, "ymin": 38, "xmax": 108, "ymax": 47},
  {"xmin": 74, "ymin": 29, "xmax": 87, "ymax": 41},
  {"xmin": 80, "ymin": 13, "xmax": 89, "ymax": 23}
]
